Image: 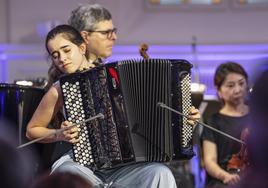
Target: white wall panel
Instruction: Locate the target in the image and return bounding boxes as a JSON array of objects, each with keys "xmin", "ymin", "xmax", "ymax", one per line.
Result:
[{"xmin": 2, "ymin": 0, "xmax": 268, "ymax": 44}]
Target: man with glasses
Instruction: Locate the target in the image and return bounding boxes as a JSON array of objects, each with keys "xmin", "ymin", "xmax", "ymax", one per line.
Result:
[
  {"xmin": 68, "ymin": 4, "xmax": 117, "ymax": 64},
  {"xmin": 48, "ymin": 3, "xmax": 178, "ymax": 188}
]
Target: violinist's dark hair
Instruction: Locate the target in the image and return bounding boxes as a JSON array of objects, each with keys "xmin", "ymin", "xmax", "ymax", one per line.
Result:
[{"xmin": 214, "ymin": 62, "xmax": 248, "ymax": 90}]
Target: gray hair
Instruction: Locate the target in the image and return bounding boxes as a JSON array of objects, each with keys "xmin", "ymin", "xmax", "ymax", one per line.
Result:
[{"xmin": 68, "ymin": 4, "xmax": 112, "ymax": 32}]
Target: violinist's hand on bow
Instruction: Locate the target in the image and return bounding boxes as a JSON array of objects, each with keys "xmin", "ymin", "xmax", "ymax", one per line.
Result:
[
  {"xmin": 187, "ymin": 106, "xmax": 201, "ymax": 128},
  {"xmin": 222, "ymin": 173, "xmax": 240, "ymax": 185},
  {"xmin": 56, "ymin": 121, "xmax": 80, "ymax": 144}
]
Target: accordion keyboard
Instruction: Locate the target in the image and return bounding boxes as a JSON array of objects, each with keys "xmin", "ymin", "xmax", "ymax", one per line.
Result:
[
  {"xmin": 61, "ymin": 81, "xmax": 94, "ymax": 167},
  {"xmin": 60, "ymin": 68, "xmax": 123, "ymax": 169}
]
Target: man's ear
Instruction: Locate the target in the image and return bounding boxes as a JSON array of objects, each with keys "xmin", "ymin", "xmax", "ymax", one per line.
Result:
[
  {"xmin": 80, "ymin": 31, "xmax": 90, "ymax": 44},
  {"xmin": 79, "ymin": 43, "xmax": 87, "ymax": 55}
]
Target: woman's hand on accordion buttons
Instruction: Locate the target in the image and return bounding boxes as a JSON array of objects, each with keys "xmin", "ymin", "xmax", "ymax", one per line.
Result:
[
  {"xmin": 187, "ymin": 106, "xmax": 200, "ymax": 128},
  {"xmin": 57, "ymin": 121, "xmax": 80, "ymax": 144}
]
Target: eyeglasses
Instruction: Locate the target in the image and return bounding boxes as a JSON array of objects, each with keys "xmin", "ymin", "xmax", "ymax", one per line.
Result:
[{"xmin": 88, "ymin": 28, "xmax": 117, "ymax": 39}]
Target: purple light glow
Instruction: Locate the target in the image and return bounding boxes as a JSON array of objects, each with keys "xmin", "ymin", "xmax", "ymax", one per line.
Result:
[{"xmin": 0, "ymin": 60, "xmax": 8, "ymax": 83}]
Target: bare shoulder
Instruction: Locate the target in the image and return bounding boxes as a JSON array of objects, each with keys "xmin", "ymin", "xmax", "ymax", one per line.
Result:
[
  {"xmin": 41, "ymin": 84, "xmax": 63, "ymax": 107},
  {"xmin": 27, "ymin": 84, "xmax": 63, "ymax": 129},
  {"xmin": 47, "ymin": 83, "xmax": 62, "ymax": 98}
]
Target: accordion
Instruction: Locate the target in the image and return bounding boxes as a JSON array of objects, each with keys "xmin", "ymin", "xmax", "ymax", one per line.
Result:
[{"xmin": 59, "ymin": 59, "xmax": 194, "ymax": 170}]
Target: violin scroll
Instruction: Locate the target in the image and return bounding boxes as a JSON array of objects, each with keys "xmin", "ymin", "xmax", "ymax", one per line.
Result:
[{"xmin": 139, "ymin": 43, "xmax": 149, "ymax": 59}]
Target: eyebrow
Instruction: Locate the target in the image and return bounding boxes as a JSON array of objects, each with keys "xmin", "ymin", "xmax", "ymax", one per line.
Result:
[
  {"xmin": 226, "ymin": 78, "xmax": 246, "ymax": 84},
  {"xmin": 94, "ymin": 27, "xmax": 114, "ymax": 31},
  {"xmin": 51, "ymin": 45, "xmax": 69, "ymax": 56}
]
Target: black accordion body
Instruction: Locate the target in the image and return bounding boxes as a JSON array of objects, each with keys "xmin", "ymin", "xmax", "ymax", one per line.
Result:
[{"xmin": 59, "ymin": 59, "xmax": 194, "ymax": 170}]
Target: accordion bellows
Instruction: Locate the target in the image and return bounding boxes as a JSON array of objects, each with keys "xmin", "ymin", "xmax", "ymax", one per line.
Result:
[{"xmin": 59, "ymin": 59, "xmax": 194, "ymax": 170}]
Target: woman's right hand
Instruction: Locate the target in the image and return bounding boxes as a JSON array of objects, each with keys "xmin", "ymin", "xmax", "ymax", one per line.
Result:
[
  {"xmin": 222, "ymin": 173, "xmax": 240, "ymax": 185},
  {"xmin": 56, "ymin": 121, "xmax": 80, "ymax": 144}
]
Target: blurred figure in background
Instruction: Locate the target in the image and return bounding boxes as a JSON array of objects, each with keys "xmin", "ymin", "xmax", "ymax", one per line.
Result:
[
  {"xmin": 0, "ymin": 119, "xmax": 35, "ymax": 188},
  {"xmin": 232, "ymin": 69, "xmax": 268, "ymax": 188},
  {"xmin": 201, "ymin": 62, "xmax": 250, "ymax": 187}
]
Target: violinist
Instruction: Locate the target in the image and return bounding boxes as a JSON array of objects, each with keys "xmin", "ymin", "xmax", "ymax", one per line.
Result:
[{"xmin": 201, "ymin": 62, "xmax": 250, "ymax": 187}]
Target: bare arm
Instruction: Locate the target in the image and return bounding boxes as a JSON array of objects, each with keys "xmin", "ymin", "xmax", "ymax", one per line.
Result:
[
  {"xmin": 203, "ymin": 140, "xmax": 240, "ymax": 185},
  {"xmin": 26, "ymin": 85, "xmax": 62, "ymax": 143},
  {"xmin": 26, "ymin": 85, "xmax": 79, "ymax": 144}
]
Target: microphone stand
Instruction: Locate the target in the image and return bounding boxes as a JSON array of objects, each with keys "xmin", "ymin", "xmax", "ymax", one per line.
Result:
[
  {"xmin": 17, "ymin": 113, "xmax": 104, "ymax": 149},
  {"xmin": 157, "ymin": 102, "xmax": 245, "ymax": 145}
]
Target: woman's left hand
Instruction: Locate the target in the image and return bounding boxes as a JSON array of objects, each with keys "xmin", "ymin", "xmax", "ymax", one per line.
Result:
[{"xmin": 187, "ymin": 106, "xmax": 201, "ymax": 127}]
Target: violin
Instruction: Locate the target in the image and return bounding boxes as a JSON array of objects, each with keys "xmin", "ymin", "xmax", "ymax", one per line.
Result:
[
  {"xmin": 139, "ymin": 43, "xmax": 149, "ymax": 59},
  {"xmin": 227, "ymin": 128, "xmax": 250, "ymax": 173}
]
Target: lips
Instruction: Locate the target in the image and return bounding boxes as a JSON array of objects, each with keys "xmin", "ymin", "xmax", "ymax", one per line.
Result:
[
  {"xmin": 62, "ymin": 63, "xmax": 71, "ymax": 68},
  {"xmin": 232, "ymin": 95, "xmax": 244, "ymax": 100}
]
